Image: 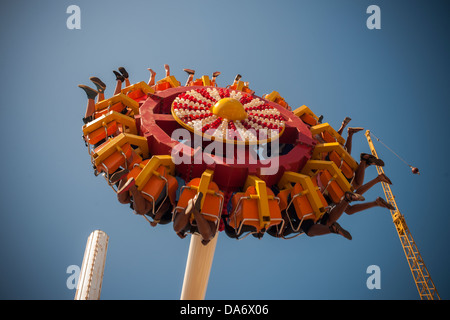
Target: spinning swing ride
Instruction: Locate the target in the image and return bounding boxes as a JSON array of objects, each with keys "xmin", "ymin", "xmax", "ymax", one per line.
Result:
[{"xmin": 79, "ymin": 66, "xmax": 439, "ymax": 300}]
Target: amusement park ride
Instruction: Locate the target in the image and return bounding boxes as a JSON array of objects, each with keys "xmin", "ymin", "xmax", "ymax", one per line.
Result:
[{"xmin": 78, "ymin": 66, "xmax": 439, "ymax": 300}]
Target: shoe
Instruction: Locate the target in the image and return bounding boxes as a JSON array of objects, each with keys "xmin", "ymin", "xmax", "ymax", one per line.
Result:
[
  {"xmin": 344, "ymin": 191, "xmax": 365, "ymax": 202},
  {"xmin": 176, "ymin": 231, "xmax": 187, "ymax": 239},
  {"xmin": 376, "ymin": 197, "xmax": 395, "ymax": 210},
  {"xmin": 109, "ymin": 169, "xmax": 129, "ymax": 184},
  {"xmin": 330, "ymin": 222, "xmax": 352, "ymax": 240},
  {"xmin": 113, "ymin": 70, "xmax": 125, "ymax": 82},
  {"xmin": 234, "ymin": 74, "xmax": 242, "ymax": 82},
  {"xmin": 212, "ymin": 71, "xmax": 221, "ymax": 78},
  {"xmin": 342, "ymin": 117, "xmax": 351, "ymax": 126},
  {"xmin": 150, "ymin": 220, "xmax": 159, "ymax": 227},
  {"xmin": 185, "ymin": 192, "xmax": 204, "ymax": 215},
  {"xmin": 183, "ymin": 68, "xmax": 195, "ymax": 75},
  {"xmin": 378, "ymin": 173, "xmax": 392, "ymax": 185},
  {"xmin": 89, "ymin": 77, "xmax": 106, "ymax": 93},
  {"xmin": 360, "ymin": 153, "xmax": 385, "ymax": 166},
  {"xmin": 194, "ymin": 192, "xmax": 203, "ymax": 211},
  {"xmin": 348, "ymin": 127, "xmax": 364, "ymax": 135},
  {"xmin": 78, "ymin": 85, "xmax": 98, "ymax": 100},
  {"xmin": 118, "ymin": 67, "xmax": 129, "ymax": 79},
  {"xmin": 117, "ymin": 177, "xmax": 135, "ymax": 195},
  {"xmin": 318, "ymin": 115, "xmax": 324, "ymax": 123}
]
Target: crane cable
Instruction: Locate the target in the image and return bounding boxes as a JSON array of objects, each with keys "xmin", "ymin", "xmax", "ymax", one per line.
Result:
[{"xmin": 370, "ymin": 131, "xmax": 420, "ymax": 174}]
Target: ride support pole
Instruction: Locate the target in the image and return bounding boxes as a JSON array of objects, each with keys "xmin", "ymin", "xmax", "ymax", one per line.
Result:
[
  {"xmin": 180, "ymin": 233, "xmax": 218, "ymax": 300},
  {"xmin": 75, "ymin": 230, "xmax": 109, "ymax": 300}
]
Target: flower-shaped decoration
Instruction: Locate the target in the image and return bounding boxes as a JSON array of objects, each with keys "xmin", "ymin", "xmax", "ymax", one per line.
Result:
[{"xmin": 171, "ymin": 87, "xmax": 285, "ymax": 144}]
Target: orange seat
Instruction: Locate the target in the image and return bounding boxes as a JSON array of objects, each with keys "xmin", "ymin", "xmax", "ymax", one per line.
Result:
[
  {"xmin": 277, "ymin": 174, "xmax": 329, "ymax": 233},
  {"xmin": 328, "ymin": 151, "xmax": 354, "ymax": 179},
  {"xmin": 176, "ymin": 178, "xmax": 224, "ymax": 223},
  {"xmin": 82, "ymin": 111, "xmax": 138, "ymax": 149},
  {"xmin": 191, "ymin": 79, "xmax": 204, "ymax": 86},
  {"xmin": 277, "ymin": 188, "xmax": 291, "ymax": 212},
  {"xmin": 310, "ymin": 123, "xmax": 345, "ymax": 145},
  {"xmin": 94, "ymin": 93, "xmax": 140, "ymax": 119},
  {"xmin": 321, "ymin": 130, "xmax": 337, "ymax": 143},
  {"xmin": 127, "ymin": 89, "xmax": 146, "ymax": 102},
  {"xmin": 155, "ymin": 76, "xmax": 181, "ymax": 91},
  {"xmin": 86, "ymin": 121, "xmax": 118, "ymax": 146},
  {"xmin": 311, "ymin": 143, "xmax": 358, "ymax": 181},
  {"xmin": 121, "ymin": 82, "xmax": 155, "ymax": 103},
  {"xmin": 293, "ymin": 105, "xmax": 320, "ymax": 127},
  {"xmin": 91, "ymin": 133, "xmax": 149, "ymax": 177},
  {"xmin": 156, "ymin": 81, "xmax": 171, "ymax": 91},
  {"xmin": 300, "ymin": 113, "xmax": 318, "ymax": 126},
  {"xmin": 275, "ymin": 97, "xmax": 288, "ymax": 108},
  {"xmin": 127, "ymin": 159, "xmax": 178, "ymax": 207},
  {"xmin": 242, "ymin": 86, "xmax": 255, "ymax": 95},
  {"xmin": 228, "ymin": 186, "xmax": 283, "ymax": 236},
  {"xmin": 93, "ymin": 142, "xmax": 142, "ymax": 175},
  {"xmin": 290, "ymin": 180, "xmax": 328, "ymax": 223},
  {"xmin": 95, "ymin": 101, "xmax": 128, "ymax": 119},
  {"xmin": 318, "ymin": 170, "xmax": 345, "ymax": 204}
]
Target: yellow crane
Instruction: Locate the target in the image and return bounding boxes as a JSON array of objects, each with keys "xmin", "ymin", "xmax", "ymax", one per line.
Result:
[{"xmin": 365, "ymin": 130, "xmax": 440, "ymax": 300}]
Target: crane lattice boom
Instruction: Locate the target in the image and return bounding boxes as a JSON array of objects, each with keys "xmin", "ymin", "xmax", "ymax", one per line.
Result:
[{"xmin": 365, "ymin": 130, "xmax": 440, "ymax": 300}]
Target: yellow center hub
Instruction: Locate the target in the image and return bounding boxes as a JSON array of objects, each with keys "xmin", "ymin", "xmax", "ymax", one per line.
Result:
[{"xmin": 211, "ymin": 98, "xmax": 247, "ymax": 121}]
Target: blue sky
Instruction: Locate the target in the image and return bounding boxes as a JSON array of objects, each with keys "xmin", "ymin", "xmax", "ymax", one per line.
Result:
[{"xmin": 0, "ymin": 0, "xmax": 449, "ymax": 300}]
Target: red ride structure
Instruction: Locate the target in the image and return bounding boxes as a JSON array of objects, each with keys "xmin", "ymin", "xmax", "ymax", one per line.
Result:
[{"xmin": 81, "ymin": 67, "xmax": 367, "ymax": 242}]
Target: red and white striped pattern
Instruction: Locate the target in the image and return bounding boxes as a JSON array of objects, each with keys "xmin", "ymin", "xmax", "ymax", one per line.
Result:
[{"xmin": 172, "ymin": 88, "xmax": 285, "ymax": 143}]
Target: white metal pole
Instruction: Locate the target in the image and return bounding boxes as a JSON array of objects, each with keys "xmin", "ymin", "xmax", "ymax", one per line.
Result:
[
  {"xmin": 180, "ymin": 233, "xmax": 218, "ymax": 300},
  {"xmin": 75, "ymin": 230, "xmax": 109, "ymax": 300}
]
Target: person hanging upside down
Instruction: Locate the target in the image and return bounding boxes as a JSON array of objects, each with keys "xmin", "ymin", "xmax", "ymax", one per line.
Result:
[
  {"xmin": 112, "ymin": 170, "xmax": 173, "ymax": 227},
  {"xmin": 344, "ymin": 127, "xmax": 364, "ymax": 155},
  {"xmin": 337, "ymin": 116, "xmax": 351, "ymax": 136},
  {"xmin": 211, "ymin": 71, "xmax": 221, "ymax": 86},
  {"xmin": 89, "ymin": 77, "xmax": 106, "ymax": 103},
  {"xmin": 147, "ymin": 68, "xmax": 156, "ymax": 87},
  {"xmin": 352, "ymin": 153, "xmax": 386, "ymax": 190},
  {"xmin": 299, "ymin": 191, "xmax": 366, "ymax": 240},
  {"xmin": 78, "ymin": 84, "xmax": 98, "ymax": 124},
  {"xmin": 78, "ymin": 70, "xmax": 127, "ymax": 124},
  {"xmin": 172, "ymin": 192, "xmax": 217, "ymax": 246},
  {"xmin": 78, "ymin": 75, "xmax": 109, "ymax": 123},
  {"xmin": 231, "ymin": 74, "xmax": 242, "ymax": 87},
  {"xmin": 321, "ymin": 117, "xmax": 394, "ymax": 202},
  {"xmin": 312, "ymin": 115, "xmax": 363, "ymax": 156},
  {"xmin": 147, "ymin": 64, "xmax": 172, "ymax": 87},
  {"xmin": 321, "ymin": 116, "xmax": 363, "ymax": 155},
  {"xmin": 270, "ymin": 190, "xmax": 365, "ymax": 240},
  {"xmin": 319, "ymin": 152, "xmax": 395, "ymax": 216},
  {"xmin": 183, "ymin": 68, "xmax": 195, "ymax": 86},
  {"xmin": 272, "ymin": 153, "xmax": 395, "ymax": 240},
  {"xmin": 345, "ymin": 172, "xmax": 395, "ymax": 216},
  {"xmin": 336, "ymin": 116, "xmax": 364, "ymax": 155},
  {"xmin": 113, "ymin": 67, "xmax": 130, "ymax": 95},
  {"xmin": 164, "ymin": 64, "xmax": 170, "ymax": 77}
]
